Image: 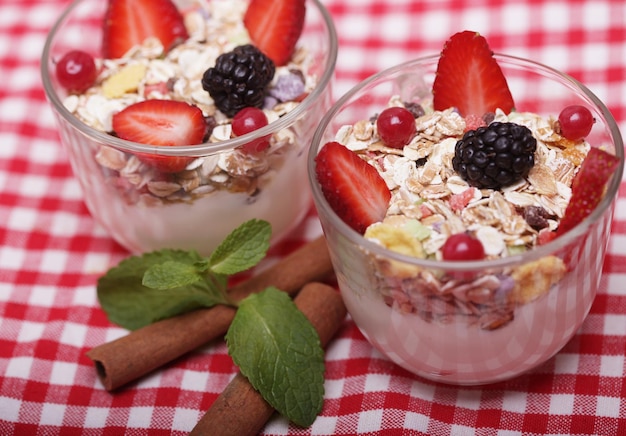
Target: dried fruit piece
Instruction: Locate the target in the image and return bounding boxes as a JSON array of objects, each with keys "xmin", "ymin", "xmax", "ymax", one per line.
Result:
[
  {"xmin": 102, "ymin": 63, "xmax": 147, "ymax": 98},
  {"xmin": 433, "ymin": 30, "xmax": 515, "ymax": 117},
  {"xmin": 112, "ymin": 100, "xmax": 207, "ymax": 173},
  {"xmin": 509, "ymin": 256, "xmax": 566, "ymax": 304},
  {"xmin": 243, "ymin": 0, "xmax": 306, "ymax": 66},
  {"xmin": 315, "ymin": 141, "xmax": 391, "ymax": 234},
  {"xmin": 449, "ymin": 187, "xmax": 476, "ymax": 213},
  {"xmin": 102, "ymin": 0, "xmax": 188, "ymax": 59},
  {"xmin": 463, "ymin": 114, "xmax": 487, "ymax": 132},
  {"xmin": 556, "ymin": 147, "xmax": 620, "ymax": 236},
  {"xmin": 364, "ymin": 223, "xmax": 425, "ymax": 258},
  {"xmin": 537, "ymin": 229, "xmax": 557, "ymax": 245}
]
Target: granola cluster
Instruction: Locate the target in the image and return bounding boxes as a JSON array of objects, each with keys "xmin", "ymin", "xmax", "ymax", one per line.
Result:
[
  {"xmin": 62, "ymin": 0, "xmax": 316, "ymax": 206},
  {"xmin": 335, "ymin": 96, "xmax": 589, "ymax": 329}
]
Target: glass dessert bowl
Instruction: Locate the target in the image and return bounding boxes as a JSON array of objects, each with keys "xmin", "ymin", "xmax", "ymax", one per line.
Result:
[
  {"xmin": 308, "ymin": 33, "xmax": 624, "ymax": 385},
  {"xmin": 41, "ymin": 0, "xmax": 337, "ymax": 255}
]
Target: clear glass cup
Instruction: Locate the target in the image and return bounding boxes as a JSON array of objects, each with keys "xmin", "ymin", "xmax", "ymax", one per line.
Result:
[
  {"xmin": 42, "ymin": 0, "xmax": 337, "ymax": 256},
  {"xmin": 308, "ymin": 54, "xmax": 624, "ymax": 385}
]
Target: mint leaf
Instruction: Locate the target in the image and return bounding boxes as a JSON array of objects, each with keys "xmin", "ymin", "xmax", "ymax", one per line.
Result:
[
  {"xmin": 97, "ymin": 249, "xmax": 227, "ymax": 330},
  {"xmin": 142, "ymin": 260, "xmax": 204, "ymax": 290},
  {"xmin": 226, "ymin": 287, "xmax": 325, "ymax": 427},
  {"xmin": 208, "ymin": 219, "xmax": 271, "ymax": 275}
]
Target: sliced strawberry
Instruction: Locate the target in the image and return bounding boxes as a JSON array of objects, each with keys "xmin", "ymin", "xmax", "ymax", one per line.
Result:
[
  {"xmin": 315, "ymin": 142, "xmax": 391, "ymax": 234},
  {"xmin": 557, "ymin": 147, "xmax": 620, "ymax": 236},
  {"xmin": 433, "ymin": 30, "xmax": 515, "ymax": 117},
  {"xmin": 102, "ymin": 0, "xmax": 188, "ymax": 59},
  {"xmin": 112, "ymin": 100, "xmax": 207, "ymax": 173},
  {"xmin": 243, "ymin": 0, "xmax": 305, "ymax": 66}
]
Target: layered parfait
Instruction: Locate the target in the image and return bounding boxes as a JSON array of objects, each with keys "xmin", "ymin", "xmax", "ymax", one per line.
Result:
[
  {"xmin": 312, "ymin": 31, "xmax": 621, "ymax": 383},
  {"xmin": 48, "ymin": 0, "xmax": 333, "ymax": 254}
]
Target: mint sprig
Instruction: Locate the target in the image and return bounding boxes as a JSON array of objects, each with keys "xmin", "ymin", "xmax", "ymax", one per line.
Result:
[
  {"xmin": 208, "ymin": 218, "xmax": 272, "ymax": 275},
  {"xmin": 227, "ymin": 287, "xmax": 325, "ymax": 427},
  {"xmin": 97, "ymin": 219, "xmax": 271, "ymax": 330},
  {"xmin": 96, "ymin": 219, "xmax": 327, "ymax": 427}
]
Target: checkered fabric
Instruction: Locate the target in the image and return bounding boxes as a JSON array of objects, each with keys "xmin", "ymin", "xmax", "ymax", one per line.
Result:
[{"xmin": 1, "ymin": 0, "xmax": 626, "ymax": 434}]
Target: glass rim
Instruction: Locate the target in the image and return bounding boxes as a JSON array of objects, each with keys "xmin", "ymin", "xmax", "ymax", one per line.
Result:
[
  {"xmin": 40, "ymin": 0, "xmax": 338, "ymax": 157},
  {"xmin": 307, "ymin": 53, "xmax": 625, "ymax": 271}
]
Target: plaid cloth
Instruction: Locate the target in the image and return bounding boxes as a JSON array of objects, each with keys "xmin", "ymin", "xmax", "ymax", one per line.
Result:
[{"xmin": 1, "ymin": 0, "xmax": 625, "ymax": 434}]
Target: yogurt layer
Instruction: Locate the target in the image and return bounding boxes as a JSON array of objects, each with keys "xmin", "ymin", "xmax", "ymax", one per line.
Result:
[{"xmin": 57, "ymin": 0, "xmax": 324, "ymax": 255}]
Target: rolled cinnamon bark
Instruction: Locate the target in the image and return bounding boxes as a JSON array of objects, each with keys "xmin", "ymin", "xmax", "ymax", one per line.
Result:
[
  {"xmin": 86, "ymin": 236, "xmax": 333, "ymax": 391},
  {"xmin": 189, "ymin": 282, "xmax": 347, "ymax": 436}
]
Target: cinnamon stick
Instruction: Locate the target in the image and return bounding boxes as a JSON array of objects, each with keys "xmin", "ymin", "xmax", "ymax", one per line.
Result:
[
  {"xmin": 86, "ymin": 236, "xmax": 333, "ymax": 391},
  {"xmin": 189, "ymin": 282, "xmax": 347, "ymax": 436}
]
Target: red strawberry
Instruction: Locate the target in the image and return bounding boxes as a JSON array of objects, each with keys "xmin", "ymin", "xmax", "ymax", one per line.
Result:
[
  {"xmin": 112, "ymin": 100, "xmax": 207, "ymax": 173},
  {"xmin": 433, "ymin": 31, "xmax": 515, "ymax": 117},
  {"xmin": 315, "ymin": 142, "xmax": 391, "ymax": 234},
  {"xmin": 557, "ymin": 147, "xmax": 620, "ymax": 236},
  {"xmin": 102, "ymin": 0, "xmax": 188, "ymax": 59},
  {"xmin": 243, "ymin": 0, "xmax": 305, "ymax": 66}
]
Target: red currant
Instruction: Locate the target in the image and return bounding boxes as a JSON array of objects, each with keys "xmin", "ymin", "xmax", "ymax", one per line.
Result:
[
  {"xmin": 442, "ymin": 233, "xmax": 485, "ymax": 261},
  {"xmin": 376, "ymin": 106, "xmax": 417, "ymax": 148},
  {"xmin": 56, "ymin": 50, "xmax": 98, "ymax": 94},
  {"xmin": 232, "ymin": 107, "xmax": 271, "ymax": 153},
  {"xmin": 557, "ymin": 105, "xmax": 595, "ymax": 141}
]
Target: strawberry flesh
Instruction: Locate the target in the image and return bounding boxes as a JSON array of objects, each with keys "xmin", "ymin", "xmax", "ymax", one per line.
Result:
[
  {"xmin": 557, "ymin": 147, "xmax": 620, "ymax": 236},
  {"xmin": 244, "ymin": 0, "xmax": 305, "ymax": 66},
  {"xmin": 315, "ymin": 142, "xmax": 391, "ymax": 234},
  {"xmin": 102, "ymin": 0, "xmax": 188, "ymax": 59},
  {"xmin": 112, "ymin": 99, "xmax": 207, "ymax": 173},
  {"xmin": 433, "ymin": 30, "xmax": 515, "ymax": 117}
]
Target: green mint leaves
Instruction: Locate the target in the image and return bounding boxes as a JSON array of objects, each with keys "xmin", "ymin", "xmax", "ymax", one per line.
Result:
[
  {"xmin": 96, "ymin": 219, "xmax": 326, "ymax": 427},
  {"xmin": 207, "ymin": 218, "xmax": 273, "ymax": 275},
  {"xmin": 142, "ymin": 260, "xmax": 204, "ymax": 290},
  {"xmin": 227, "ymin": 287, "xmax": 325, "ymax": 427},
  {"xmin": 97, "ymin": 219, "xmax": 271, "ymax": 330}
]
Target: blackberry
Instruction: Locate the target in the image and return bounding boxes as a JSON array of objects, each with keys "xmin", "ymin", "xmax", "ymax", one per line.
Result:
[
  {"xmin": 201, "ymin": 44, "xmax": 275, "ymax": 117},
  {"xmin": 452, "ymin": 122, "xmax": 537, "ymax": 189}
]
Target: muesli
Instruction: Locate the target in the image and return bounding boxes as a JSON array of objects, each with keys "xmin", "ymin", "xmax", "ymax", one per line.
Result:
[
  {"xmin": 336, "ymin": 100, "xmax": 576, "ymax": 329},
  {"xmin": 59, "ymin": 0, "xmax": 316, "ymax": 207},
  {"xmin": 314, "ymin": 31, "xmax": 620, "ymax": 332}
]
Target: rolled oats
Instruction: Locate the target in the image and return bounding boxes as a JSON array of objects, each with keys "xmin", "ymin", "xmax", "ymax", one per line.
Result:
[
  {"xmin": 63, "ymin": 0, "xmax": 319, "ymax": 208},
  {"xmin": 332, "ymin": 96, "xmax": 591, "ymax": 330}
]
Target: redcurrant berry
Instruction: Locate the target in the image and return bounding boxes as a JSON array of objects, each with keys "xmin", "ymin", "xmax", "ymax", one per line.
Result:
[
  {"xmin": 56, "ymin": 50, "xmax": 97, "ymax": 93},
  {"xmin": 376, "ymin": 106, "xmax": 416, "ymax": 148},
  {"xmin": 442, "ymin": 233, "xmax": 485, "ymax": 261},
  {"xmin": 232, "ymin": 107, "xmax": 271, "ymax": 153},
  {"xmin": 558, "ymin": 105, "xmax": 594, "ymax": 141}
]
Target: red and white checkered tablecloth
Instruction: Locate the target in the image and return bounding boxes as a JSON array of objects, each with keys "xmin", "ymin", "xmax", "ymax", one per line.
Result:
[{"xmin": 1, "ymin": 0, "xmax": 626, "ymax": 434}]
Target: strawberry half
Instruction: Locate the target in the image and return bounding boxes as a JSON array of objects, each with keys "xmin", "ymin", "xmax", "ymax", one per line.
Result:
[
  {"xmin": 112, "ymin": 99, "xmax": 207, "ymax": 173},
  {"xmin": 433, "ymin": 30, "xmax": 515, "ymax": 117},
  {"xmin": 243, "ymin": 0, "xmax": 305, "ymax": 66},
  {"xmin": 102, "ymin": 0, "xmax": 188, "ymax": 59},
  {"xmin": 315, "ymin": 142, "xmax": 391, "ymax": 234},
  {"xmin": 557, "ymin": 147, "xmax": 620, "ymax": 236}
]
